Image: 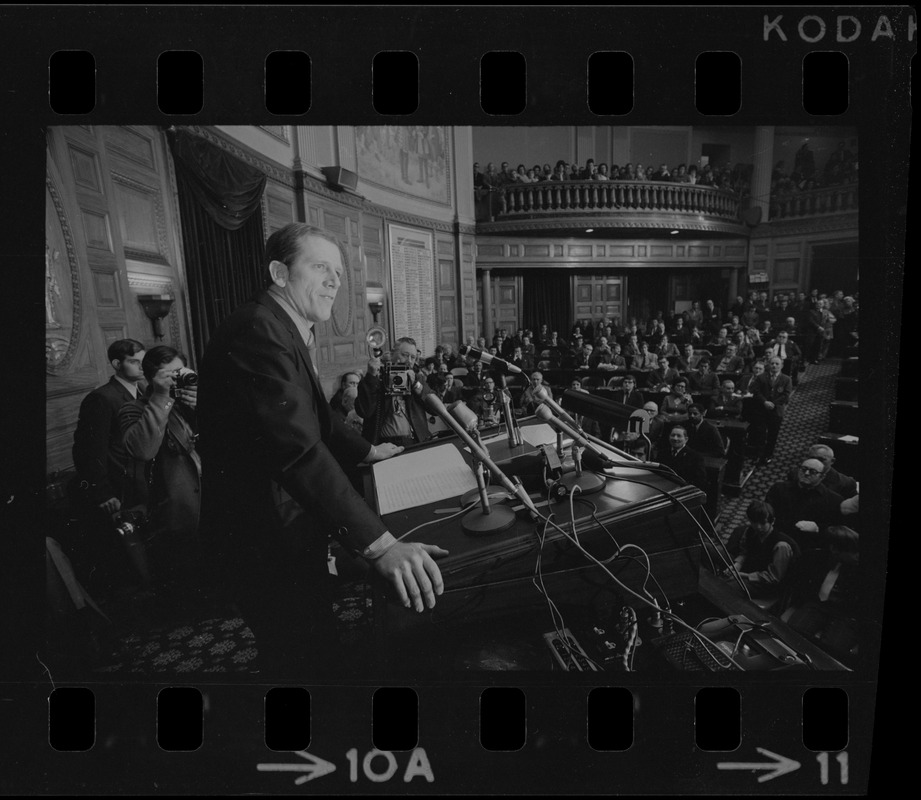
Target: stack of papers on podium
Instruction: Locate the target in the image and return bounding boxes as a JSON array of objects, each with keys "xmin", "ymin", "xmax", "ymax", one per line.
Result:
[{"xmin": 373, "ymin": 443, "xmax": 478, "ymax": 515}]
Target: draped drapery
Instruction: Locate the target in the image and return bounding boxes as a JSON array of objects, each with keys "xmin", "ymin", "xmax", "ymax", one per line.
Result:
[
  {"xmin": 167, "ymin": 128, "xmax": 267, "ymax": 363},
  {"xmin": 520, "ymin": 269, "xmax": 571, "ymax": 338}
]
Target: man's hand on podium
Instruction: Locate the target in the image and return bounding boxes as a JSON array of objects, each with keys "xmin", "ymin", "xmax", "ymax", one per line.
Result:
[
  {"xmin": 372, "ymin": 542, "xmax": 450, "ymax": 612},
  {"xmin": 367, "ymin": 442, "xmax": 405, "ymax": 462}
]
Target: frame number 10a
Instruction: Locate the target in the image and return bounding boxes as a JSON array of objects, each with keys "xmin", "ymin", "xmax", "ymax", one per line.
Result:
[{"xmin": 817, "ymin": 752, "xmax": 849, "ymax": 785}]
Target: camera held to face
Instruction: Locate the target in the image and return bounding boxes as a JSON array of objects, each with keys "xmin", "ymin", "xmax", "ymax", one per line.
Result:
[
  {"xmin": 170, "ymin": 367, "xmax": 198, "ymax": 398},
  {"xmin": 382, "ymin": 361, "xmax": 412, "ymax": 396}
]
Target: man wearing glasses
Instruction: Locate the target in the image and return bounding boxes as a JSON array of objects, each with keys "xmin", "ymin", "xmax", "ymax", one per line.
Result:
[{"xmin": 765, "ymin": 457, "xmax": 844, "ymax": 550}]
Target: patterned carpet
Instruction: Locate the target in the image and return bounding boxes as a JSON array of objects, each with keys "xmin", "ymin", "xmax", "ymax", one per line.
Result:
[
  {"xmin": 715, "ymin": 358, "xmax": 841, "ymax": 538},
  {"xmin": 68, "ymin": 361, "xmax": 841, "ymax": 677}
]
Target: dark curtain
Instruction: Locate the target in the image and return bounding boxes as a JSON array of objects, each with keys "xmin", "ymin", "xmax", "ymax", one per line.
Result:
[
  {"xmin": 520, "ymin": 269, "xmax": 571, "ymax": 336},
  {"xmin": 167, "ymin": 129, "xmax": 268, "ymax": 363}
]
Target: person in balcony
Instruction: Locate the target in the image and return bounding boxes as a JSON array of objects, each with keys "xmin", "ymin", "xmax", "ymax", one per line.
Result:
[
  {"xmin": 652, "ymin": 163, "xmax": 671, "ymax": 181},
  {"xmin": 622, "ymin": 163, "xmax": 636, "ymax": 180},
  {"xmin": 593, "ymin": 163, "xmax": 610, "ymax": 180},
  {"xmin": 635, "ymin": 165, "xmax": 649, "ymax": 181},
  {"xmin": 550, "ymin": 162, "xmax": 567, "ymax": 182},
  {"xmin": 673, "ymin": 164, "xmax": 690, "ymax": 183},
  {"xmin": 687, "ymin": 165, "xmax": 699, "ymax": 184},
  {"xmin": 579, "ymin": 158, "xmax": 596, "ymax": 180}
]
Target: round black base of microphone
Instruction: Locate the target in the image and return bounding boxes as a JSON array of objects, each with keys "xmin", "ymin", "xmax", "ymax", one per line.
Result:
[
  {"xmin": 461, "ymin": 503, "xmax": 517, "ymax": 535},
  {"xmin": 557, "ymin": 471, "xmax": 606, "ymax": 497},
  {"xmin": 460, "ymin": 486, "xmax": 509, "ymax": 507}
]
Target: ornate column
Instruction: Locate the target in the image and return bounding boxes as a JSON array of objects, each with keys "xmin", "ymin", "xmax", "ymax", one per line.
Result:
[
  {"xmin": 750, "ymin": 125, "xmax": 775, "ymax": 223},
  {"xmin": 481, "ymin": 268, "xmax": 494, "ymax": 338}
]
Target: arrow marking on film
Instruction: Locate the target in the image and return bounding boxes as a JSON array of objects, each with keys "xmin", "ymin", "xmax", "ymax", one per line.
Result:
[
  {"xmin": 257, "ymin": 750, "xmax": 337, "ymax": 785},
  {"xmin": 717, "ymin": 747, "xmax": 801, "ymax": 783}
]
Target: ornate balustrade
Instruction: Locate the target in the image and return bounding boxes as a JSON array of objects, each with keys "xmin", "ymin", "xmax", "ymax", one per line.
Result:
[
  {"xmin": 482, "ymin": 180, "xmax": 741, "ymax": 220},
  {"xmin": 769, "ymin": 183, "xmax": 858, "ymax": 220},
  {"xmin": 475, "ymin": 180, "xmax": 745, "ymax": 234}
]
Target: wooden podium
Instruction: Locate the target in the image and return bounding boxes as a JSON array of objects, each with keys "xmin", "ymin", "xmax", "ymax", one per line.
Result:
[{"xmin": 364, "ymin": 421, "xmax": 707, "ymax": 668}]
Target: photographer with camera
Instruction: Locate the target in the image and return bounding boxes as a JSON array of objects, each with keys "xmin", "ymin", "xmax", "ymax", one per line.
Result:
[
  {"xmin": 118, "ymin": 346, "xmax": 202, "ymax": 599},
  {"xmin": 356, "ymin": 336, "xmax": 432, "ymax": 447}
]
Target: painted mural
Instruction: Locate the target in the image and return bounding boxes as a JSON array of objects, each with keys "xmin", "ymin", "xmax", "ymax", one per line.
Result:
[{"xmin": 355, "ymin": 126, "xmax": 450, "ymax": 205}]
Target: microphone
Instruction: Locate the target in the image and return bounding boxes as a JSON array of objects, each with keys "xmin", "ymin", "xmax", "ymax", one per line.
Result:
[
  {"xmin": 535, "ymin": 405, "xmax": 665, "ymax": 471},
  {"xmin": 448, "ymin": 400, "xmax": 479, "ymax": 431},
  {"xmin": 459, "ymin": 345, "xmax": 523, "ymax": 375},
  {"xmin": 534, "ymin": 386, "xmax": 580, "ymax": 428},
  {"xmin": 534, "ymin": 404, "xmax": 613, "ymax": 465},
  {"xmin": 422, "ymin": 394, "xmax": 538, "ymax": 514}
]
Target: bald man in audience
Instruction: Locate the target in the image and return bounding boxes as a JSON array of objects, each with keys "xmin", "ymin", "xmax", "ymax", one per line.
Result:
[
  {"xmin": 765, "ymin": 457, "xmax": 844, "ymax": 550},
  {"xmin": 787, "ymin": 444, "xmax": 858, "ymax": 500}
]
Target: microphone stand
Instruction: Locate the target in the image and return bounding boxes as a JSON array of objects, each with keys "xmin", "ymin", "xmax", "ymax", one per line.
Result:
[
  {"xmin": 534, "ymin": 403, "xmax": 606, "ymax": 497},
  {"xmin": 425, "ymin": 396, "xmax": 528, "ymax": 534},
  {"xmin": 497, "ymin": 374, "xmax": 523, "ymax": 448}
]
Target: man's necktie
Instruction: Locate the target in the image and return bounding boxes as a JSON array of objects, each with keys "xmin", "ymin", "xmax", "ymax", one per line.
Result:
[{"xmin": 305, "ymin": 328, "xmax": 319, "ymax": 377}]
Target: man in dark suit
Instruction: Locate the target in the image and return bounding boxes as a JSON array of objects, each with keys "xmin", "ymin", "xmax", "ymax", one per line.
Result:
[
  {"xmin": 612, "ymin": 374, "xmax": 645, "ymax": 409},
  {"xmin": 751, "ymin": 356, "xmax": 793, "ymax": 465},
  {"xmin": 764, "ymin": 330, "xmax": 803, "ymax": 386},
  {"xmin": 198, "ymin": 224, "xmax": 448, "ymax": 678},
  {"xmin": 72, "ymin": 338, "xmax": 147, "ymax": 515},
  {"xmin": 659, "ymin": 424, "xmax": 707, "ymax": 492},
  {"xmin": 686, "ymin": 403, "xmax": 725, "ymax": 457}
]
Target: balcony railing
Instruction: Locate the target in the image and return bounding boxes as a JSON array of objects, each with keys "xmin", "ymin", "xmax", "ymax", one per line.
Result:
[
  {"xmin": 769, "ymin": 183, "xmax": 858, "ymax": 220},
  {"xmin": 476, "ymin": 180, "xmax": 742, "ymax": 225}
]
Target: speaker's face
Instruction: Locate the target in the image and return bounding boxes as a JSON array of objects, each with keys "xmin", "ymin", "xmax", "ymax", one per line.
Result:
[{"xmin": 281, "ymin": 235, "xmax": 343, "ymax": 323}]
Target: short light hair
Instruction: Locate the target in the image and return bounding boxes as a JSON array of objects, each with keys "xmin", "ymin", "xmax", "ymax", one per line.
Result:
[{"xmin": 263, "ymin": 223, "xmax": 347, "ymax": 283}]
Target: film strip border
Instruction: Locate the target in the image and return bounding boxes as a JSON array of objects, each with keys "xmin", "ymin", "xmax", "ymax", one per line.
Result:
[
  {"xmin": 1, "ymin": 7, "xmax": 914, "ymax": 124},
  {"xmin": 27, "ymin": 682, "xmax": 874, "ymax": 793}
]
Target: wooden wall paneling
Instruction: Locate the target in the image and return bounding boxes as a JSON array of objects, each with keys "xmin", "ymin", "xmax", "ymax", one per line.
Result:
[
  {"xmin": 45, "ymin": 126, "xmax": 189, "ymax": 474},
  {"xmin": 459, "ymin": 233, "xmax": 477, "ymax": 341},
  {"xmin": 263, "ymin": 179, "xmax": 297, "ymax": 235},
  {"xmin": 434, "ymin": 233, "xmax": 458, "ymax": 349}
]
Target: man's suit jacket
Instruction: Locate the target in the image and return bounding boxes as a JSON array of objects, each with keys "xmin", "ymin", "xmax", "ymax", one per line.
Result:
[
  {"xmin": 751, "ymin": 371, "xmax": 794, "ymax": 417},
  {"xmin": 72, "ymin": 376, "xmax": 137, "ymax": 506},
  {"xmin": 660, "ymin": 445, "xmax": 707, "ymax": 490},
  {"xmin": 714, "ymin": 354, "xmax": 744, "ymax": 373},
  {"xmin": 687, "ymin": 420, "xmax": 725, "ymax": 457},
  {"xmin": 765, "ymin": 339, "xmax": 802, "ymax": 365},
  {"xmin": 612, "ymin": 388, "xmax": 645, "ymax": 409},
  {"xmin": 198, "ymin": 291, "xmax": 384, "ymax": 560}
]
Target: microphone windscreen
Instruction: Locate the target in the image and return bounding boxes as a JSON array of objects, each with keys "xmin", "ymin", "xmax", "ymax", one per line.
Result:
[
  {"xmin": 449, "ymin": 400, "xmax": 479, "ymax": 429},
  {"xmin": 534, "ymin": 404, "xmax": 553, "ymax": 422}
]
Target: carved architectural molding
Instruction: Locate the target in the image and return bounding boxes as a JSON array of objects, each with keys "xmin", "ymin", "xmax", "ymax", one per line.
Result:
[
  {"xmin": 46, "ymin": 173, "xmax": 83, "ymax": 374},
  {"xmin": 258, "ymin": 125, "xmax": 290, "ymax": 144},
  {"xmin": 753, "ymin": 213, "xmax": 859, "ymax": 238},
  {"xmin": 478, "ymin": 215, "xmax": 746, "ymax": 236}
]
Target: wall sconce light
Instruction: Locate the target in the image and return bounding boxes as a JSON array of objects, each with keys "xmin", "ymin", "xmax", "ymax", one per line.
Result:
[
  {"xmin": 138, "ymin": 294, "xmax": 174, "ymax": 341},
  {"xmin": 366, "ymin": 282, "xmax": 385, "ymax": 324}
]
